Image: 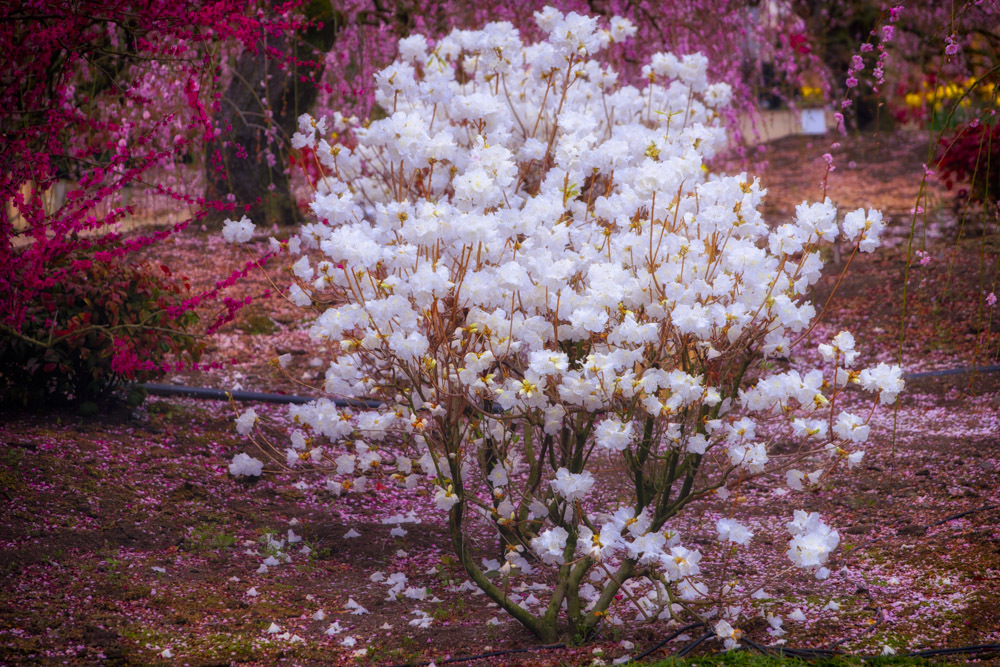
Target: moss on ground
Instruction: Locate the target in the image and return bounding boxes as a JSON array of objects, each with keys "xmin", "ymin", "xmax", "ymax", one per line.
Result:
[{"xmin": 646, "ymin": 651, "xmax": 963, "ymax": 666}]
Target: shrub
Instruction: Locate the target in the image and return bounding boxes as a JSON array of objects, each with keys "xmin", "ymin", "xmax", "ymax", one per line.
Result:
[
  {"xmin": 937, "ymin": 120, "xmax": 1000, "ymax": 204},
  {"xmin": 0, "ymin": 248, "xmax": 202, "ymax": 406},
  {"xmin": 230, "ymin": 7, "xmax": 902, "ymax": 645}
]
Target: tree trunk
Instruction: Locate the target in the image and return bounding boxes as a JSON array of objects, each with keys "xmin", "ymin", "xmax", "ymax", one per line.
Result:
[
  {"xmin": 794, "ymin": 0, "xmax": 895, "ymax": 133},
  {"xmin": 205, "ymin": 1, "xmax": 342, "ymax": 227}
]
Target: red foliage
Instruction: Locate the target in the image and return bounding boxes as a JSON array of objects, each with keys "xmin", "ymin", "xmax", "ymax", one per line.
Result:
[
  {"xmin": 0, "ymin": 249, "xmax": 203, "ymax": 405},
  {"xmin": 0, "ymin": 0, "xmax": 308, "ymax": 378},
  {"xmin": 937, "ymin": 121, "xmax": 1000, "ymax": 203}
]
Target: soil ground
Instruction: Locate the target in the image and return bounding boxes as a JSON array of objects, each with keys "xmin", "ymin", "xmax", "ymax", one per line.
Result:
[{"xmin": 1, "ymin": 129, "xmax": 999, "ymax": 665}]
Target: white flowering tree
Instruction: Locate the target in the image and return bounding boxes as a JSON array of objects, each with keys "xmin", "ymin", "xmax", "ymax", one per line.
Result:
[{"xmin": 225, "ymin": 7, "xmax": 903, "ymax": 644}]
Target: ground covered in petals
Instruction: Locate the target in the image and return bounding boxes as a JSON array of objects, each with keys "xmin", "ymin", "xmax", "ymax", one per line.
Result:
[{"xmin": 1, "ymin": 130, "xmax": 999, "ymax": 665}]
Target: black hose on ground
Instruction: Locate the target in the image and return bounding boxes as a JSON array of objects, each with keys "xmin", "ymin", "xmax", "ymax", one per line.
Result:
[
  {"xmin": 626, "ymin": 622, "xmax": 707, "ymax": 663},
  {"xmin": 903, "ymin": 363, "xmax": 1000, "ymax": 380},
  {"xmin": 738, "ymin": 641, "xmax": 1000, "ymax": 662},
  {"xmin": 675, "ymin": 631, "xmax": 716, "ymax": 657},
  {"xmin": 906, "ymin": 643, "xmax": 1000, "ymax": 658},
  {"xmin": 139, "ymin": 382, "xmax": 384, "ymax": 409},
  {"xmin": 139, "ymin": 361, "xmax": 1000, "ymax": 409}
]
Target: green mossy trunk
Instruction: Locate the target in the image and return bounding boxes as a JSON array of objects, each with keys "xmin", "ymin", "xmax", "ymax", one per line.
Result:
[{"xmin": 205, "ymin": 1, "xmax": 342, "ymax": 227}]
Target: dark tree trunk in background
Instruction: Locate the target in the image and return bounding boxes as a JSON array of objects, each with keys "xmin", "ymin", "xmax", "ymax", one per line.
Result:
[
  {"xmin": 794, "ymin": 1, "xmax": 895, "ymax": 133},
  {"xmin": 206, "ymin": 1, "xmax": 342, "ymax": 227}
]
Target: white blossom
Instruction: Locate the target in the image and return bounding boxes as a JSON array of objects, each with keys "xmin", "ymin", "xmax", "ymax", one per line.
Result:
[
  {"xmin": 434, "ymin": 485, "xmax": 459, "ymax": 512},
  {"xmin": 222, "ymin": 216, "xmax": 255, "ymax": 244},
  {"xmin": 549, "ymin": 468, "xmax": 594, "ymax": 502},
  {"xmin": 229, "ymin": 452, "xmax": 263, "ymax": 477},
  {"xmin": 235, "ymin": 408, "xmax": 258, "ymax": 436},
  {"xmin": 714, "ymin": 619, "xmax": 741, "ymax": 650},
  {"xmin": 594, "ymin": 418, "xmax": 633, "ymax": 451},
  {"xmin": 716, "ymin": 518, "xmax": 754, "ymax": 545},
  {"xmin": 858, "ymin": 362, "xmax": 904, "ymax": 404},
  {"xmin": 786, "ymin": 511, "xmax": 840, "ymax": 575},
  {"xmin": 531, "ymin": 526, "xmax": 569, "ymax": 564}
]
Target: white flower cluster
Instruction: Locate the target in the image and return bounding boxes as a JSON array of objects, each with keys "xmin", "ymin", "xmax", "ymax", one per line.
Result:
[
  {"xmin": 786, "ymin": 510, "xmax": 840, "ymax": 579},
  {"xmin": 841, "ymin": 208, "xmax": 885, "ymax": 253},
  {"xmin": 235, "ymin": 407, "xmax": 258, "ymax": 435},
  {"xmin": 246, "ymin": 5, "xmax": 905, "ymax": 636},
  {"xmin": 549, "ymin": 468, "xmax": 594, "ymax": 501},
  {"xmin": 229, "ymin": 452, "xmax": 263, "ymax": 477},
  {"xmin": 222, "ymin": 215, "xmax": 255, "ymax": 244}
]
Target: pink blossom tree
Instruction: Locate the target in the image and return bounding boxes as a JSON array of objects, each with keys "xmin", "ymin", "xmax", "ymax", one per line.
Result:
[{"xmin": 0, "ymin": 0, "xmax": 289, "ymax": 391}]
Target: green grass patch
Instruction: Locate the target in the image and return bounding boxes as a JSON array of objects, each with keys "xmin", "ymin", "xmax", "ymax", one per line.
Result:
[
  {"xmin": 188, "ymin": 522, "xmax": 238, "ymax": 552},
  {"xmin": 237, "ymin": 312, "xmax": 277, "ymax": 335}
]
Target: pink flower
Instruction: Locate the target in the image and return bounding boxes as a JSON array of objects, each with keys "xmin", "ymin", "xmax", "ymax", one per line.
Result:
[{"xmin": 987, "ymin": 293, "xmax": 997, "ymax": 307}]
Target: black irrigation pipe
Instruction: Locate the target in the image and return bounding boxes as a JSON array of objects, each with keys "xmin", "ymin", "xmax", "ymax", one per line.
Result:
[
  {"xmin": 627, "ymin": 622, "xmax": 707, "ymax": 663},
  {"xmin": 139, "ymin": 361, "xmax": 1000, "ymax": 409},
  {"xmin": 138, "ymin": 382, "xmax": 384, "ymax": 409},
  {"xmin": 930, "ymin": 503, "xmax": 1000, "ymax": 526},
  {"xmin": 675, "ymin": 631, "xmax": 717, "ymax": 657},
  {"xmin": 770, "ymin": 647, "xmax": 846, "ymax": 660},
  {"xmin": 138, "ymin": 382, "xmax": 507, "ymax": 413},
  {"xmin": 741, "ymin": 637, "xmax": 789, "ymax": 658},
  {"xmin": 659, "ymin": 637, "xmax": 1000, "ymax": 663},
  {"xmin": 906, "ymin": 643, "xmax": 1000, "ymax": 658},
  {"xmin": 902, "ymin": 363, "xmax": 1000, "ymax": 380},
  {"xmin": 738, "ymin": 642, "xmax": 1000, "ymax": 661}
]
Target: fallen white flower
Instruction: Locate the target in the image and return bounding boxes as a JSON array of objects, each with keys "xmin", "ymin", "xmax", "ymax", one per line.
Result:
[
  {"xmin": 229, "ymin": 452, "xmax": 263, "ymax": 477},
  {"xmin": 345, "ymin": 598, "xmax": 369, "ymax": 615}
]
